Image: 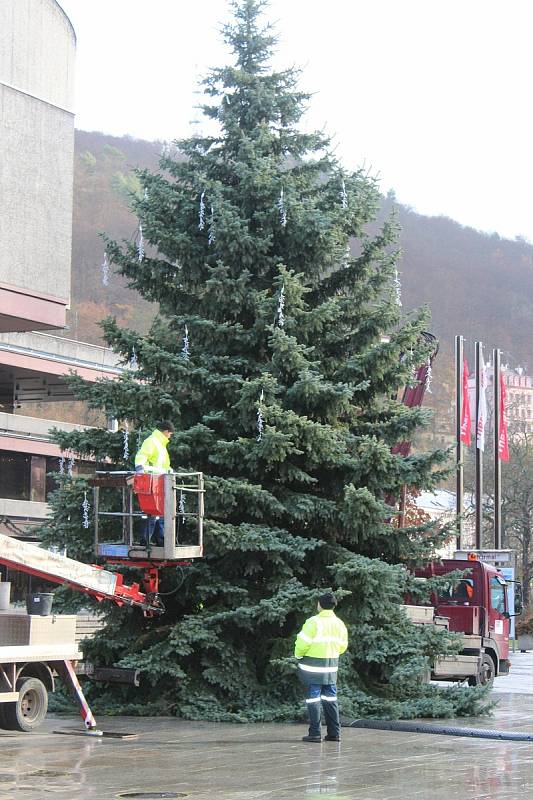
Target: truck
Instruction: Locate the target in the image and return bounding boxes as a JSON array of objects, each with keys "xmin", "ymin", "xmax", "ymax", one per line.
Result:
[
  {"xmin": 0, "ymin": 470, "xmax": 204, "ymax": 733},
  {"xmin": 405, "ymin": 555, "xmax": 522, "ymax": 686}
]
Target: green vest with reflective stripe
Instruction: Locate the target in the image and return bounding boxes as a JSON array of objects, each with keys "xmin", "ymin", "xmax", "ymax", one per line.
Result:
[
  {"xmin": 135, "ymin": 429, "xmax": 171, "ymax": 473},
  {"xmin": 294, "ymin": 610, "xmax": 348, "ymax": 685}
]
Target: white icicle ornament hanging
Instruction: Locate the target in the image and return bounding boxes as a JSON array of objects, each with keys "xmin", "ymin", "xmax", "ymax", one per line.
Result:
[
  {"xmin": 67, "ymin": 455, "xmax": 75, "ymax": 478},
  {"xmin": 129, "ymin": 347, "xmax": 138, "ymax": 371},
  {"xmin": 277, "ymin": 285, "xmax": 285, "ymax": 327},
  {"xmin": 198, "ymin": 191, "xmax": 206, "ymax": 231},
  {"xmin": 257, "ymin": 390, "xmax": 265, "ymax": 441},
  {"xmin": 278, "ymin": 188, "xmax": 287, "ymax": 227},
  {"xmin": 101, "ymin": 251, "xmax": 110, "ymax": 286},
  {"xmin": 393, "ymin": 269, "xmax": 402, "ymax": 307},
  {"xmin": 138, "ymin": 223, "xmax": 145, "ymax": 262},
  {"xmin": 340, "ymin": 179, "xmax": 348, "ymax": 209},
  {"xmin": 179, "ymin": 491, "xmax": 186, "ymax": 524},
  {"xmin": 343, "ymin": 243, "xmax": 351, "ymax": 269},
  {"xmin": 82, "ymin": 492, "xmax": 90, "ymax": 529},
  {"xmin": 425, "ymin": 359, "xmax": 433, "ymax": 394},
  {"xmin": 181, "ymin": 325, "xmax": 190, "ymax": 360},
  {"xmin": 123, "ymin": 422, "xmax": 129, "ymax": 461},
  {"xmin": 208, "ymin": 205, "xmax": 216, "ymax": 245}
]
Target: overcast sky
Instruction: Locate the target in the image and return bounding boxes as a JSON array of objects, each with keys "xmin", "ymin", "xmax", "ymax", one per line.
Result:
[{"xmin": 58, "ymin": 0, "xmax": 533, "ymax": 242}]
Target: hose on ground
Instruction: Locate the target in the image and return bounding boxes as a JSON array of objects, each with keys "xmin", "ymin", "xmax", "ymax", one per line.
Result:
[{"xmin": 343, "ymin": 718, "xmax": 533, "ymax": 741}]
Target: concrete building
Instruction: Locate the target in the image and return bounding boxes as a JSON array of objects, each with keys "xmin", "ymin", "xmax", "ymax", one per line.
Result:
[
  {"xmin": 0, "ymin": 0, "xmax": 122, "ymax": 549},
  {"xmin": 0, "ymin": 0, "xmax": 75, "ymax": 332},
  {"xmin": 415, "ymin": 490, "xmax": 476, "ymax": 557},
  {"xmin": 503, "ymin": 366, "xmax": 533, "ymax": 434}
]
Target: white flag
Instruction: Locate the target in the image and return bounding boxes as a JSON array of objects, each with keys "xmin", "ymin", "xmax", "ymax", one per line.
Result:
[{"xmin": 476, "ymin": 352, "xmax": 487, "ymax": 451}]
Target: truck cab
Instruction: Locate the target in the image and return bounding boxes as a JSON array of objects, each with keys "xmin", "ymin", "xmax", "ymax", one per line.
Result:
[{"xmin": 412, "ymin": 558, "xmax": 515, "ymax": 685}]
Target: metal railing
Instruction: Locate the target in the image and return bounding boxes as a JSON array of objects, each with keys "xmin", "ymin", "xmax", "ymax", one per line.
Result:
[{"xmin": 91, "ymin": 471, "xmax": 204, "ymax": 562}]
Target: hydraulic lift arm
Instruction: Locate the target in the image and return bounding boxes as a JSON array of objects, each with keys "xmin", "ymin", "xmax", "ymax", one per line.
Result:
[{"xmin": 0, "ymin": 532, "xmax": 163, "ymax": 615}]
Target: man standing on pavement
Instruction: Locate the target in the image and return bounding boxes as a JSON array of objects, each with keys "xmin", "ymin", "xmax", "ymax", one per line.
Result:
[
  {"xmin": 295, "ymin": 591, "xmax": 348, "ymax": 743},
  {"xmin": 134, "ymin": 421, "xmax": 175, "ymax": 546}
]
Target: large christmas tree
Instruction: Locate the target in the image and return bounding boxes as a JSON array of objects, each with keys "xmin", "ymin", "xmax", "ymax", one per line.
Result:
[{"xmin": 46, "ymin": 0, "xmax": 485, "ymax": 720}]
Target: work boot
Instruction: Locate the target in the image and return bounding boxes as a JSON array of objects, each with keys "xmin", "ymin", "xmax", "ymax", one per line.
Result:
[
  {"xmin": 302, "ymin": 735, "xmax": 322, "ymax": 742},
  {"xmin": 324, "ymin": 734, "xmax": 340, "ymax": 742}
]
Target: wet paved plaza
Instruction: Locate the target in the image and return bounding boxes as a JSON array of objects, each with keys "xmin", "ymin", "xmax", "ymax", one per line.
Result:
[{"xmin": 1, "ymin": 651, "xmax": 533, "ymax": 800}]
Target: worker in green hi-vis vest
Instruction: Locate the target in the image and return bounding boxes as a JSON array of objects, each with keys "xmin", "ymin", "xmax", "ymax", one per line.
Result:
[
  {"xmin": 295, "ymin": 592, "xmax": 348, "ymax": 743},
  {"xmin": 134, "ymin": 420, "xmax": 175, "ymax": 546}
]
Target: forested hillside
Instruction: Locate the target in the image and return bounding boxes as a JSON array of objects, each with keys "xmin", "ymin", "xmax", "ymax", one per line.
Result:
[
  {"xmin": 65, "ymin": 131, "xmax": 162, "ymax": 342},
  {"xmin": 68, "ymin": 130, "xmax": 533, "ymax": 445}
]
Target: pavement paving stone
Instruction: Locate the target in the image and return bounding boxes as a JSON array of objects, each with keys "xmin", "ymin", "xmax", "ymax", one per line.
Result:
[{"xmin": 2, "ymin": 652, "xmax": 533, "ymax": 799}]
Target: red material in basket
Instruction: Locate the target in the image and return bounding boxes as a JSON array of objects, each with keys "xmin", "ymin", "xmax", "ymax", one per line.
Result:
[{"xmin": 133, "ymin": 474, "xmax": 165, "ymax": 516}]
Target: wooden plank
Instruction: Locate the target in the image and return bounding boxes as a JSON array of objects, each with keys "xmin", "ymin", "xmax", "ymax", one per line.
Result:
[
  {"xmin": 0, "ymin": 645, "xmax": 82, "ymax": 662},
  {"xmin": 402, "ymin": 605, "xmax": 434, "ymax": 624},
  {"xmin": 0, "ymin": 692, "xmax": 18, "ymax": 702},
  {"xmin": 434, "ymin": 654, "xmax": 479, "ymax": 677}
]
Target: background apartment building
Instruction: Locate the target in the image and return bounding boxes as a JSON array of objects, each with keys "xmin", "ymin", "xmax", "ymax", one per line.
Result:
[{"xmin": 468, "ymin": 363, "xmax": 533, "ymax": 438}]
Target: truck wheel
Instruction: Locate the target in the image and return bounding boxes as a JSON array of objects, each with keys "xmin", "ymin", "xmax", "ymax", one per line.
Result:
[
  {"xmin": 1, "ymin": 678, "xmax": 48, "ymax": 732},
  {"xmin": 468, "ymin": 654, "xmax": 495, "ymax": 687}
]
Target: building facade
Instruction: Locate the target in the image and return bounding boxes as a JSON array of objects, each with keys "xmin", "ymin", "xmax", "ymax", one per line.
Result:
[
  {"xmin": 0, "ymin": 0, "xmax": 76, "ymax": 332},
  {"xmin": 503, "ymin": 367, "xmax": 533, "ymax": 434},
  {"xmin": 0, "ymin": 1, "xmax": 121, "ymax": 549}
]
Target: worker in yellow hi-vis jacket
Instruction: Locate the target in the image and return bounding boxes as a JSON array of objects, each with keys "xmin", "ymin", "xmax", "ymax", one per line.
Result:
[
  {"xmin": 134, "ymin": 420, "xmax": 174, "ymax": 546},
  {"xmin": 294, "ymin": 592, "xmax": 348, "ymax": 743}
]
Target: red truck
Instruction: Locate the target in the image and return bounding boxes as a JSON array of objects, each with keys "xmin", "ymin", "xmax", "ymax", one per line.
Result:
[{"xmin": 406, "ymin": 556, "xmax": 521, "ymax": 686}]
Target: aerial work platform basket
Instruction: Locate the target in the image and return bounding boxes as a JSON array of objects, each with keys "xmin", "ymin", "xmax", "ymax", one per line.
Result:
[{"xmin": 90, "ymin": 471, "xmax": 204, "ymax": 563}]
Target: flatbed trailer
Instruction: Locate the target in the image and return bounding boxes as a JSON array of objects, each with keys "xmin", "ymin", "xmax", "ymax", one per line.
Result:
[
  {"xmin": 0, "ymin": 613, "xmax": 96, "ymax": 732},
  {"xmin": 0, "ymin": 470, "xmax": 206, "ymax": 733}
]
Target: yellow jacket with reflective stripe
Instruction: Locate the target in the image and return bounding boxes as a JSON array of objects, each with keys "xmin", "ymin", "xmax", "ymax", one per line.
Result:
[
  {"xmin": 134, "ymin": 429, "xmax": 171, "ymax": 473},
  {"xmin": 294, "ymin": 610, "xmax": 348, "ymax": 660}
]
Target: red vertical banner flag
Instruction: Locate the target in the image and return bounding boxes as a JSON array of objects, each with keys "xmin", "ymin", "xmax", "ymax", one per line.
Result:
[
  {"xmin": 460, "ymin": 356, "xmax": 472, "ymax": 445},
  {"xmin": 499, "ymin": 373, "xmax": 510, "ymax": 461}
]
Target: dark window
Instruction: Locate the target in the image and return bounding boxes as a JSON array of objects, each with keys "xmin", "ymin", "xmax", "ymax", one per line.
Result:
[
  {"xmin": 45, "ymin": 457, "xmax": 61, "ymax": 499},
  {"xmin": 490, "ymin": 577, "xmax": 506, "ymax": 614},
  {"xmin": 0, "ymin": 452, "xmax": 31, "ymax": 500},
  {"xmin": 30, "ymin": 456, "xmax": 46, "ymax": 502}
]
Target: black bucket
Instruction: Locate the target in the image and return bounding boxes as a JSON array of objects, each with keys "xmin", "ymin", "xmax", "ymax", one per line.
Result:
[{"xmin": 26, "ymin": 593, "xmax": 54, "ymax": 616}]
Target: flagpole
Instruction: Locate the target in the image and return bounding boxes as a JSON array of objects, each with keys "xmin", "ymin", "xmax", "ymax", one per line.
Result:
[
  {"xmin": 455, "ymin": 334, "xmax": 464, "ymax": 550},
  {"xmin": 493, "ymin": 347, "xmax": 501, "ymax": 549},
  {"xmin": 475, "ymin": 341, "xmax": 483, "ymax": 549}
]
